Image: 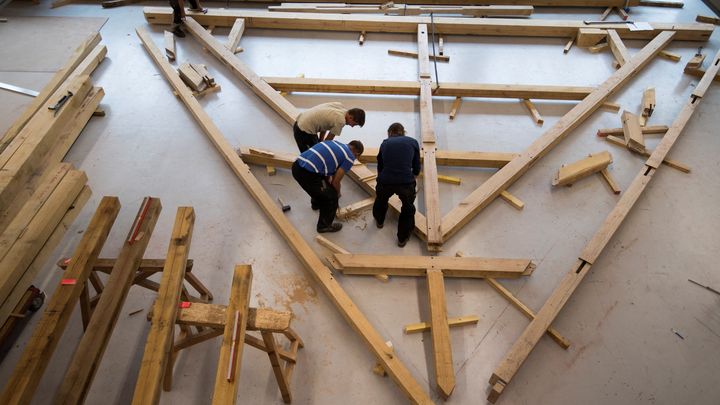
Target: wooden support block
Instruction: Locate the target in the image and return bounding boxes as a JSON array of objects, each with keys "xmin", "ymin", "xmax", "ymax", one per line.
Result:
[
  {"xmin": 178, "ymin": 63, "xmax": 206, "ymax": 92},
  {"xmin": 164, "ymin": 31, "xmax": 176, "ymax": 62},
  {"xmin": 621, "ymin": 110, "xmax": 645, "ymax": 153},
  {"xmin": 359, "ymin": 30, "xmax": 366, "ymax": 45},
  {"xmin": 226, "ymin": 18, "xmax": 245, "ymax": 52},
  {"xmin": 499, "ymin": 190, "xmax": 524, "ymax": 210},
  {"xmin": 642, "ymin": 87, "xmax": 656, "ymax": 117},
  {"xmin": 597, "ymin": 125, "xmax": 667, "ymax": 137},
  {"xmin": 521, "ymin": 99, "xmax": 543, "ymax": 125},
  {"xmin": 449, "ymin": 97, "xmax": 461, "ymax": 120},
  {"xmin": 605, "ymin": 134, "xmax": 690, "ymax": 173},
  {"xmin": 577, "ymin": 28, "xmax": 606, "ymax": 47},
  {"xmin": 563, "ymin": 35, "xmax": 575, "ymax": 54},
  {"xmin": 59, "ymin": 198, "xmax": 163, "ymax": 405},
  {"xmin": 388, "ymin": 49, "xmax": 450, "ymax": 62},
  {"xmin": 600, "ymin": 6, "xmax": 613, "ymax": 20},
  {"xmin": 696, "ymin": 15, "xmax": 720, "ymax": 25},
  {"xmin": 552, "ymin": 151, "xmax": 613, "ymax": 187},
  {"xmin": 131, "ymin": 207, "xmax": 194, "ymax": 405},
  {"xmin": 0, "ymin": 197, "xmax": 120, "ymax": 405},
  {"xmin": 193, "ymin": 84, "xmax": 221, "ymax": 99},
  {"xmin": 658, "ymin": 50, "xmax": 681, "ymax": 61},
  {"xmin": 337, "ymin": 197, "xmax": 374, "ymax": 219},
  {"xmin": 607, "ymin": 29, "xmax": 630, "ymax": 67},
  {"xmin": 212, "ymin": 265, "xmax": 252, "ymax": 403},
  {"xmin": 427, "ymin": 269, "xmax": 454, "ymax": 398},
  {"xmin": 266, "ymin": 165, "xmax": 276, "ymax": 176},
  {"xmin": 403, "ymin": 315, "xmax": 479, "ymax": 334},
  {"xmin": 600, "ymin": 101, "xmax": 621, "ymax": 112},
  {"xmin": 686, "ymin": 53, "xmax": 705, "ymax": 69},
  {"xmin": 93, "ymin": 107, "xmax": 105, "ymax": 117},
  {"xmin": 600, "ymin": 168, "xmax": 621, "ymax": 194},
  {"xmin": 206, "ymin": 25, "xmax": 215, "ymax": 34},
  {"xmin": 419, "ymin": 173, "xmax": 461, "ymax": 185},
  {"xmin": 588, "ymin": 42, "xmax": 608, "ymax": 53},
  {"xmin": 615, "ymin": 6, "xmax": 629, "ymax": 20}
]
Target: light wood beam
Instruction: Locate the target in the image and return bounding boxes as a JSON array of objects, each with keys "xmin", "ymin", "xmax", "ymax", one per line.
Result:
[{"xmin": 427, "ymin": 269, "xmax": 454, "ymax": 398}]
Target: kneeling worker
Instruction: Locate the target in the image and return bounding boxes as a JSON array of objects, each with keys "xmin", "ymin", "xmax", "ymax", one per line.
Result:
[
  {"xmin": 292, "ymin": 140, "xmax": 365, "ymax": 233},
  {"xmin": 293, "ymin": 102, "xmax": 365, "ymax": 152},
  {"xmin": 373, "ymin": 123, "xmax": 420, "ymax": 247}
]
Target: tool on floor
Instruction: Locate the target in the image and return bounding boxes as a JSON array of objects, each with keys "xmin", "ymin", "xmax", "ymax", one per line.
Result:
[
  {"xmin": 0, "ymin": 81, "xmax": 39, "ymax": 97},
  {"xmin": 277, "ymin": 197, "xmax": 291, "ymax": 212},
  {"xmin": 688, "ymin": 278, "xmax": 720, "ymax": 296},
  {"xmin": 671, "ymin": 328, "xmax": 685, "ymax": 340},
  {"xmin": 48, "ymin": 91, "xmax": 73, "ymax": 116},
  {"xmin": 583, "ymin": 20, "xmax": 634, "ymax": 25}
]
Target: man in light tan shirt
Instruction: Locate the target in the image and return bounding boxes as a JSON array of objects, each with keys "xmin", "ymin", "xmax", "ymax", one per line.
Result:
[{"xmin": 293, "ymin": 102, "xmax": 365, "ymax": 152}]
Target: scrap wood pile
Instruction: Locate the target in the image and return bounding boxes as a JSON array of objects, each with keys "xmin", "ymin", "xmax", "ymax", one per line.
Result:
[{"xmin": 0, "ymin": 32, "xmax": 107, "ymax": 339}]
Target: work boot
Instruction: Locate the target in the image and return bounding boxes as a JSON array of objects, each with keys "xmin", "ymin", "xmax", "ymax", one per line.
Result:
[
  {"xmin": 397, "ymin": 236, "xmax": 410, "ymax": 247},
  {"xmin": 171, "ymin": 24, "xmax": 185, "ymax": 38},
  {"xmin": 317, "ymin": 223, "xmax": 342, "ymax": 233},
  {"xmin": 188, "ymin": 7, "xmax": 208, "ymax": 13},
  {"xmin": 375, "ymin": 219, "xmax": 384, "ymax": 229}
]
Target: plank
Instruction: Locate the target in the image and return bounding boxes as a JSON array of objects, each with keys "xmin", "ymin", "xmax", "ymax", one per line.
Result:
[
  {"xmin": 690, "ymin": 49, "xmax": 720, "ymax": 100},
  {"xmin": 552, "ymin": 151, "xmax": 613, "ymax": 187},
  {"xmin": 639, "ymin": 0, "xmax": 684, "ymax": 7},
  {"xmin": 337, "ymin": 197, "xmax": 374, "ymax": 219},
  {"xmin": 499, "ymin": 190, "xmax": 524, "ymax": 210},
  {"xmin": 658, "ymin": 50, "xmax": 681, "ymax": 61},
  {"xmin": 600, "ymin": 101, "xmax": 620, "ymax": 111},
  {"xmin": 576, "ymin": 28, "xmax": 606, "ymax": 47},
  {"xmin": 599, "ymin": 6, "xmax": 613, "ymax": 20},
  {"xmin": 588, "ymin": 43, "xmax": 609, "ymax": 53},
  {"xmin": 404, "ymin": 315, "xmax": 479, "ymax": 334},
  {"xmin": 388, "ymin": 49, "xmax": 449, "ymax": 62},
  {"xmin": 332, "ymin": 254, "xmax": 534, "ymax": 278},
  {"xmin": 137, "ymin": 27, "xmax": 433, "ymax": 404},
  {"xmin": 563, "ymin": 35, "xmax": 575, "ymax": 53},
  {"xmin": 490, "ymin": 55, "xmax": 719, "ymax": 402},
  {"xmin": 130, "ymin": 206, "xmax": 194, "ymax": 405},
  {"xmin": 212, "ymin": 265, "xmax": 252, "ymax": 404},
  {"xmin": 596, "ymin": 125, "xmax": 667, "ymax": 137},
  {"xmin": 521, "ymin": 99, "xmax": 543, "ymax": 125},
  {"xmin": 440, "ymin": 31, "xmax": 675, "ymax": 242},
  {"xmin": 361, "ymin": 147, "xmax": 516, "ymax": 168},
  {"xmin": 179, "ymin": 305, "xmax": 291, "ymax": 332},
  {"xmin": 607, "ymin": 29, "xmax": 630, "ymax": 67},
  {"xmin": 58, "ymin": 198, "xmax": 162, "ymax": 405},
  {"xmin": 696, "ymin": 15, "xmax": 720, "ymax": 25},
  {"xmin": 164, "ymin": 31, "xmax": 176, "ymax": 61},
  {"xmin": 263, "ymin": 77, "xmax": 595, "ymax": 100},
  {"xmin": 178, "ymin": 63, "xmax": 206, "ymax": 92},
  {"xmin": 226, "ymin": 18, "xmax": 246, "ymax": 52},
  {"xmin": 176, "ymin": 0, "xmax": 640, "ymax": 5},
  {"xmin": 604, "ymin": 135, "xmax": 690, "ymax": 173},
  {"xmin": 600, "ymin": 168, "xmax": 621, "ymax": 194},
  {"xmin": 142, "ymin": 8, "xmax": 711, "ymax": 40},
  {"xmin": 269, "ymin": 4, "xmax": 534, "ymax": 17},
  {"xmin": 0, "ymin": 32, "xmax": 100, "ymax": 155},
  {"xmin": 621, "ymin": 110, "xmax": 645, "ymax": 152},
  {"xmin": 182, "ymin": 18, "xmax": 298, "ymax": 124},
  {"xmin": 426, "ymin": 269, "xmax": 454, "ymax": 398},
  {"xmin": 0, "ymin": 197, "xmax": 119, "ymax": 405},
  {"xmin": 449, "ymin": 97, "xmax": 462, "ymax": 119}
]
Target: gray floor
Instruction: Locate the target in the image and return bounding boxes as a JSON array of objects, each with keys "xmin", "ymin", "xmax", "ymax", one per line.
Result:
[{"xmin": 0, "ymin": 1, "xmax": 719, "ymax": 404}]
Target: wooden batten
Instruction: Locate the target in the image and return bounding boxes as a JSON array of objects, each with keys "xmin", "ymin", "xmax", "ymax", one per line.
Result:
[{"xmin": 552, "ymin": 151, "xmax": 613, "ymax": 187}]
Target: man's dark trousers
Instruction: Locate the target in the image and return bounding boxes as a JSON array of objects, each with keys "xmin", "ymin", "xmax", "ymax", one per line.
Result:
[
  {"xmin": 170, "ymin": 0, "xmax": 201, "ymax": 24},
  {"xmin": 293, "ymin": 122, "xmax": 319, "ymax": 153},
  {"xmin": 373, "ymin": 182, "xmax": 416, "ymax": 241},
  {"xmin": 292, "ymin": 161, "xmax": 338, "ymax": 230}
]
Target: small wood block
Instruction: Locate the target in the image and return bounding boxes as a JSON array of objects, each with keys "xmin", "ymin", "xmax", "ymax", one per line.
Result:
[
  {"xmin": 521, "ymin": 99, "xmax": 543, "ymax": 125},
  {"xmin": 359, "ymin": 31, "xmax": 366, "ymax": 45},
  {"xmin": 696, "ymin": 15, "xmax": 720, "ymax": 25},
  {"xmin": 439, "ymin": 36, "xmax": 444, "ymax": 56},
  {"xmin": 658, "ymin": 50, "xmax": 681, "ymax": 62},
  {"xmin": 599, "ymin": 101, "xmax": 621, "ymax": 112},
  {"xmin": 449, "ymin": 97, "xmax": 461, "ymax": 120},
  {"xmin": 588, "ymin": 42, "xmax": 608, "ymax": 53},
  {"xmin": 686, "ymin": 53, "xmax": 706, "ymax": 69},
  {"xmin": 621, "ymin": 110, "xmax": 645, "ymax": 153},
  {"xmin": 642, "ymin": 87, "xmax": 656, "ymax": 117},
  {"xmin": 615, "ymin": 6, "xmax": 629, "ymax": 20},
  {"xmin": 487, "ymin": 381, "xmax": 506, "ymax": 404},
  {"xmin": 599, "ymin": 168, "xmax": 621, "ymax": 194},
  {"xmin": 387, "ymin": 49, "xmax": 449, "ymax": 62},
  {"xmin": 92, "ymin": 108, "xmax": 106, "ymax": 117},
  {"xmin": 178, "ymin": 63, "xmax": 206, "ymax": 92},
  {"xmin": 403, "ymin": 315, "xmax": 479, "ymax": 334},
  {"xmin": 248, "ymin": 147, "xmax": 275, "ymax": 157},
  {"xmin": 164, "ymin": 30, "xmax": 176, "ymax": 62},
  {"xmin": 553, "ymin": 151, "xmax": 613, "ymax": 187},
  {"xmin": 499, "ymin": 190, "xmax": 524, "ymax": 210},
  {"xmin": 234, "ymin": 47, "xmax": 243, "ymax": 54},
  {"xmin": 596, "ymin": 125, "xmax": 668, "ymax": 137},
  {"xmin": 266, "ymin": 166, "xmax": 277, "ymax": 176},
  {"xmin": 372, "ymin": 363, "xmax": 387, "ymax": 377},
  {"xmin": 563, "ymin": 35, "xmax": 575, "ymax": 54},
  {"xmin": 577, "ymin": 28, "xmax": 606, "ymax": 47},
  {"xmin": 599, "ymin": 7, "xmax": 613, "ymax": 20}
]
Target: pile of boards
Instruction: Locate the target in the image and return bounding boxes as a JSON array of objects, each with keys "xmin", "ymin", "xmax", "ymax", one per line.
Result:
[{"xmin": 0, "ymin": 32, "xmax": 106, "ymax": 332}]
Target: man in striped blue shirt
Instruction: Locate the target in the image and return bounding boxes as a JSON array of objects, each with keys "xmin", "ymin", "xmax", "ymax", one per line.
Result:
[{"xmin": 292, "ymin": 140, "xmax": 364, "ymax": 233}]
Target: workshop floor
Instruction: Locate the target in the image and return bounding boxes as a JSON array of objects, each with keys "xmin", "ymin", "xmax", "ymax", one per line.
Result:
[{"xmin": 0, "ymin": 1, "xmax": 719, "ymax": 404}]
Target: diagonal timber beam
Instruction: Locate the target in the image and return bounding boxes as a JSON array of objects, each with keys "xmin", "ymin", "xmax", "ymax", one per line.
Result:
[
  {"xmin": 440, "ymin": 31, "xmax": 676, "ymax": 242},
  {"xmin": 360, "ymin": 147, "xmax": 518, "ymax": 168},
  {"xmin": 331, "ymin": 254, "xmax": 535, "ymax": 278},
  {"xmin": 263, "ymin": 77, "xmax": 595, "ymax": 100},
  {"xmin": 143, "ymin": 8, "xmax": 713, "ymax": 41},
  {"xmin": 427, "ymin": 268, "xmax": 454, "ymax": 398},
  {"xmin": 137, "ymin": 27, "xmax": 433, "ymax": 404},
  {"xmin": 488, "ymin": 49, "xmax": 720, "ymax": 404}
]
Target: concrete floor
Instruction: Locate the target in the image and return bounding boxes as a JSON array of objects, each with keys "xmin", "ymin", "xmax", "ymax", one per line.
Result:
[{"xmin": 0, "ymin": 1, "xmax": 719, "ymax": 404}]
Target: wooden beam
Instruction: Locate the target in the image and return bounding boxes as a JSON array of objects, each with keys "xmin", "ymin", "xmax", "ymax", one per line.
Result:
[
  {"xmin": 521, "ymin": 99, "xmax": 543, "ymax": 125},
  {"xmin": 332, "ymin": 254, "xmax": 534, "ymax": 278},
  {"xmin": 449, "ymin": 97, "xmax": 461, "ymax": 119},
  {"xmin": 0, "ymin": 32, "xmax": 100, "ymax": 155},
  {"xmin": 596, "ymin": 125, "xmax": 667, "ymax": 137},
  {"xmin": 639, "ymin": 0, "xmax": 684, "ymax": 7},
  {"xmin": 658, "ymin": 50, "xmax": 681, "ymax": 61},
  {"xmin": 263, "ymin": 77, "xmax": 595, "ymax": 100},
  {"xmin": 131, "ymin": 207, "xmax": 194, "ymax": 405},
  {"xmin": 404, "ymin": 315, "xmax": 479, "ymax": 334},
  {"xmin": 607, "ymin": 29, "xmax": 630, "ymax": 67},
  {"xmin": 604, "ymin": 135, "xmax": 690, "ymax": 173},
  {"xmin": 488, "ymin": 50, "xmax": 720, "ymax": 403},
  {"xmin": 499, "ymin": 190, "xmax": 524, "ymax": 210},
  {"xmin": 142, "ymin": 9, "xmax": 711, "ymax": 40},
  {"xmin": 269, "ymin": 4, "xmax": 534, "ymax": 17},
  {"xmin": 552, "ymin": 151, "xmax": 613, "ymax": 187},
  {"xmin": 439, "ymin": 31, "xmax": 675, "ymax": 242},
  {"xmin": 226, "ymin": 18, "xmax": 246, "ymax": 53},
  {"xmin": 212, "ymin": 265, "xmax": 252, "ymax": 404},
  {"xmin": 173, "ymin": 0, "xmax": 640, "ymax": 5},
  {"xmin": 137, "ymin": 27, "xmax": 433, "ymax": 404},
  {"xmin": 337, "ymin": 197, "xmax": 374, "ymax": 219},
  {"xmin": 164, "ymin": 31, "xmax": 176, "ymax": 61},
  {"xmin": 388, "ymin": 49, "xmax": 449, "ymax": 62},
  {"xmin": 621, "ymin": 110, "xmax": 645, "ymax": 152},
  {"xmin": 0, "ymin": 197, "xmax": 119, "ymax": 405},
  {"xmin": 696, "ymin": 15, "xmax": 720, "ymax": 25},
  {"xmin": 600, "ymin": 168, "xmax": 621, "ymax": 194},
  {"xmin": 427, "ymin": 269, "xmax": 454, "ymax": 398},
  {"xmin": 58, "ymin": 198, "xmax": 162, "ymax": 405},
  {"xmin": 576, "ymin": 28, "xmax": 607, "ymax": 47},
  {"xmin": 689, "ymin": 50, "xmax": 720, "ymax": 100},
  {"xmin": 563, "ymin": 35, "xmax": 575, "ymax": 53}
]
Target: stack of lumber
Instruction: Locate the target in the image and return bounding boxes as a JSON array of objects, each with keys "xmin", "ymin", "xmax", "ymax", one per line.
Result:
[{"xmin": 0, "ymin": 32, "xmax": 106, "ymax": 329}]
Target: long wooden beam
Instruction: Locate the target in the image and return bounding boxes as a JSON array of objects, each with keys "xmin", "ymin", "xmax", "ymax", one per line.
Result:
[
  {"xmin": 427, "ymin": 268, "xmax": 454, "ymax": 398},
  {"xmin": 137, "ymin": 27, "xmax": 433, "ymax": 404},
  {"xmin": 143, "ymin": 8, "xmax": 712, "ymax": 41},
  {"xmin": 190, "ymin": 0, "xmax": 640, "ymax": 6},
  {"xmin": 0, "ymin": 197, "xmax": 120, "ymax": 405},
  {"xmin": 488, "ymin": 50, "xmax": 720, "ymax": 404},
  {"xmin": 332, "ymin": 254, "xmax": 535, "ymax": 278},
  {"xmin": 58, "ymin": 198, "xmax": 162, "ymax": 405},
  {"xmin": 132, "ymin": 207, "xmax": 194, "ymax": 405},
  {"xmin": 360, "ymin": 147, "xmax": 517, "ymax": 168},
  {"xmin": 440, "ymin": 31, "xmax": 676, "ymax": 243},
  {"xmin": 263, "ymin": 77, "xmax": 595, "ymax": 100},
  {"xmin": 269, "ymin": 5, "xmax": 534, "ymax": 17}
]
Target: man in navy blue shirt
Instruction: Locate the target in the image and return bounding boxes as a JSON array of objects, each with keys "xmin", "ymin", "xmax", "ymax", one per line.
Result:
[
  {"xmin": 373, "ymin": 123, "xmax": 421, "ymax": 247},
  {"xmin": 292, "ymin": 140, "xmax": 364, "ymax": 233}
]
